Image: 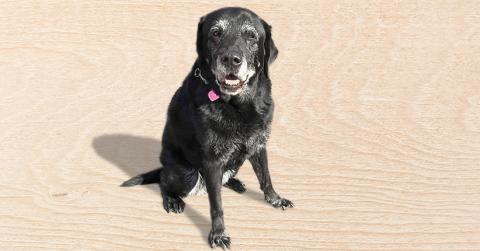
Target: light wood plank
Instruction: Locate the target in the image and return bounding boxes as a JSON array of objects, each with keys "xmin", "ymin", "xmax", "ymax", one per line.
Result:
[{"xmin": 1, "ymin": 1, "xmax": 480, "ymax": 250}]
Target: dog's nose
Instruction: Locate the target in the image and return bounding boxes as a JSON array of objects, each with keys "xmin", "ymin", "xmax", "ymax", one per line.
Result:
[{"xmin": 221, "ymin": 53, "xmax": 242, "ymax": 67}]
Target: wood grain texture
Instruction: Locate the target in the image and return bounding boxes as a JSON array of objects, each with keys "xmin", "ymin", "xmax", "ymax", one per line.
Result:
[{"xmin": 1, "ymin": 1, "xmax": 480, "ymax": 250}]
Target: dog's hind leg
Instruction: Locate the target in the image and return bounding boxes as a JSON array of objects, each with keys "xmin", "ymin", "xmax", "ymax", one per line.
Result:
[
  {"xmin": 222, "ymin": 157, "xmax": 247, "ymax": 194},
  {"xmin": 161, "ymin": 189, "xmax": 186, "ymax": 214},
  {"xmin": 121, "ymin": 166, "xmax": 189, "ymax": 214},
  {"xmin": 158, "ymin": 165, "xmax": 198, "ymax": 214},
  {"xmin": 224, "ymin": 178, "xmax": 246, "ymax": 193}
]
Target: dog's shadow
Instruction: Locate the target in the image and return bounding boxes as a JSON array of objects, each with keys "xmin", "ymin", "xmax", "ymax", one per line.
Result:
[
  {"xmin": 92, "ymin": 133, "xmax": 265, "ymax": 243},
  {"xmin": 92, "ymin": 134, "xmax": 211, "ymax": 242}
]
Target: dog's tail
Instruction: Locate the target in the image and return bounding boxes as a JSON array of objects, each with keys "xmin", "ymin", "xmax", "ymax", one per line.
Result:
[{"xmin": 120, "ymin": 167, "xmax": 162, "ymax": 187}]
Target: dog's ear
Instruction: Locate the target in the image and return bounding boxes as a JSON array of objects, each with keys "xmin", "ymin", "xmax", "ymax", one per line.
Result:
[
  {"xmin": 196, "ymin": 16, "xmax": 206, "ymax": 62},
  {"xmin": 261, "ymin": 19, "xmax": 278, "ymax": 78}
]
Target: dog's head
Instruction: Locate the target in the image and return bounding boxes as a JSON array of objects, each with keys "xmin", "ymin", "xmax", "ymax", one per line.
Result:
[{"xmin": 196, "ymin": 7, "xmax": 278, "ymax": 96}]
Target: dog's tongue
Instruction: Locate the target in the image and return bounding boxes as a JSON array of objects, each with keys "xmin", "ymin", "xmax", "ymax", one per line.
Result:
[{"xmin": 225, "ymin": 79, "xmax": 240, "ymax": 86}]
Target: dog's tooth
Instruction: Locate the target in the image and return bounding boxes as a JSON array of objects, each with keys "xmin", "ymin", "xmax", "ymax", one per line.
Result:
[{"xmin": 225, "ymin": 79, "xmax": 240, "ymax": 86}]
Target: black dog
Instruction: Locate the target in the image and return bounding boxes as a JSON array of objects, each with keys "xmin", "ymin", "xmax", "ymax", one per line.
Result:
[{"xmin": 122, "ymin": 7, "xmax": 293, "ymax": 249}]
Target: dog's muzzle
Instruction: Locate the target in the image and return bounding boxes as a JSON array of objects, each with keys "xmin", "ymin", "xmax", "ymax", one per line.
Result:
[{"xmin": 214, "ymin": 54, "xmax": 251, "ymax": 95}]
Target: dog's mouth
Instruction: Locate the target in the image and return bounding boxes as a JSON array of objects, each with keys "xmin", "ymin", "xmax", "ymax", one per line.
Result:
[{"xmin": 218, "ymin": 74, "xmax": 245, "ymax": 93}]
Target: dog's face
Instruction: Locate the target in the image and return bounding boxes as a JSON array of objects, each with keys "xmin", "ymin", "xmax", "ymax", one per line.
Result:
[{"xmin": 197, "ymin": 8, "xmax": 278, "ymax": 95}]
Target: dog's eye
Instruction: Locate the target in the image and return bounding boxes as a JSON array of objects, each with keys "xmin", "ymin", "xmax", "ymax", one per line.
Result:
[
  {"xmin": 246, "ymin": 31, "xmax": 257, "ymax": 40},
  {"xmin": 211, "ymin": 29, "xmax": 221, "ymax": 38}
]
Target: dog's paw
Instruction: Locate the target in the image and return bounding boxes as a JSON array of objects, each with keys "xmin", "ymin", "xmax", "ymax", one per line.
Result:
[
  {"xmin": 265, "ymin": 194, "xmax": 294, "ymax": 210},
  {"xmin": 208, "ymin": 229, "xmax": 231, "ymax": 249},
  {"xmin": 162, "ymin": 196, "xmax": 185, "ymax": 214},
  {"xmin": 223, "ymin": 178, "xmax": 246, "ymax": 193}
]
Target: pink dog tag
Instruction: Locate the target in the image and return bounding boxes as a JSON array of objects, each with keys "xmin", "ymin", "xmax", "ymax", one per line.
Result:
[{"xmin": 208, "ymin": 89, "xmax": 220, "ymax": 101}]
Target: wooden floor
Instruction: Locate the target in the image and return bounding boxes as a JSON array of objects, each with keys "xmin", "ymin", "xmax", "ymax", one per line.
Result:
[{"xmin": 1, "ymin": 1, "xmax": 480, "ymax": 250}]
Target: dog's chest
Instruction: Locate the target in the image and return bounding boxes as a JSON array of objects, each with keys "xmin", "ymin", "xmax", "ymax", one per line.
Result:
[{"xmin": 199, "ymin": 104, "xmax": 271, "ymax": 158}]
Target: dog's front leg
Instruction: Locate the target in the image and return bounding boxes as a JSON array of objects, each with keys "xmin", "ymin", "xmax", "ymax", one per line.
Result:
[
  {"xmin": 249, "ymin": 148, "xmax": 294, "ymax": 210},
  {"xmin": 203, "ymin": 161, "xmax": 231, "ymax": 249}
]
